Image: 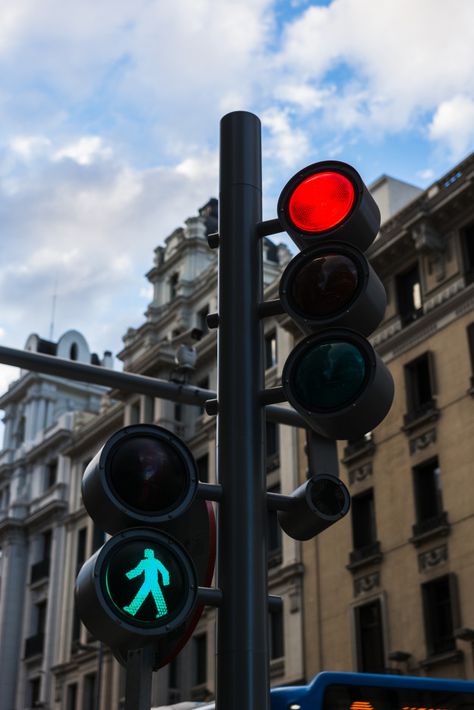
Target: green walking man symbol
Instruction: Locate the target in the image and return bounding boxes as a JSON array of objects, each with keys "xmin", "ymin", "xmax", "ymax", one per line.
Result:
[{"xmin": 123, "ymin": 548, "xmax": 170, "ymax": 618}]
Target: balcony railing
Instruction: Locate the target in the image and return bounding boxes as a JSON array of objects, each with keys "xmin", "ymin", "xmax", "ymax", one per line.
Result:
[
  {"xmin": 403, "ymin": 399, "xmax": 439, "ymax": 429},
  {"xmin": 30, "ymin": 558, "xmax": 50, "ymax": 584},
  {"xmin": 24, "ymin": 632, "xmax": 45, "ymax": 658},
  {"xmin": 348, "ymin": 541, "xmax": 382, "ymax": 569},
  {"xmin": 343, "ymin": 434, "xmax": 375, "ymax": 464},
  {"xmin": 412, "ymin": 511, "xmax": 449, "ymax": 540}
]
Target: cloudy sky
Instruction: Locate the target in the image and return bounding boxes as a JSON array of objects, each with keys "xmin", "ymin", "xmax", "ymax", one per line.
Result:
[{"xmin": 1, "ymin": 0, "xmax": 474, "ymax": 394}]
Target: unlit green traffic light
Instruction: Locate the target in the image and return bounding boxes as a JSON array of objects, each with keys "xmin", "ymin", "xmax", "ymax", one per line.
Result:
[{"xmin": 292, "ymin": 340, "xmax": 366, "ymax": 411}]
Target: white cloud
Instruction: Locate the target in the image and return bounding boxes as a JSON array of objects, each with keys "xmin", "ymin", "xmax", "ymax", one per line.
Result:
[
  {"xmin": 0, "ymin": 0, "xmax": 473, "ymax": 365},
  {"xmin": 9, "ymin": 135, "xmax": 51, "ymax": 160},
  {"xmin": 53, "ymin": 136, "xmax": 112, "ymax": 166},
  {"xmin": 417, "ymin": 168, "xmax": 435, "ymax": 182},
  {"xmin": 262, "ymin": 107, "xmax": 310, "ymax": 168},
  {"xmin": 276, "ymin": 0, "xmax": 474, "ymax": 134},
  {"xmin": 0, "ymin": 133, "xmax": 219, "ymax": 355},
  {"xmin": 428, "ymin": 96, "xmax": 474, "ymax": 160}
]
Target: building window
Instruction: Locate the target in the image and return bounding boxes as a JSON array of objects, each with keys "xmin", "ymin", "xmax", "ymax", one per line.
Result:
[
  {"xmin": 412, "ymin": 458, "xmax": 445, "ymax": 535},
  {"xmin": 351, "ymin": 489, "xmax": 377, "ymax": 554},
  {"xmin": 130, "ymin": 401, "xmax": 140, "ymax": 425},
  {"xmin": 196, "ymin": 453, "xmax": 209, "ymax": 483},
  {"xmin": 396, "ymin": 263, "xmax": 423, "ymax": 325},
  {"xmin": 467, "ymin": 323, "xmax": 474, "ymax": 385},
  {"xmin": 72, "ymin": 527, "xmax": 87, "ymax": 643},
  {"xmin": 354, "ymin": 599, "xmax": 385, "ymax": 673},
  {"xmin": 92, "ymin": 524, "xmax": 105, "ymax": 552},
  {"xmin": 45, "ymin": 460, "xmax": 58, "ymax": 489},
  {"xmin": 197, "ymin": 305, "xmax": 210, "ymax": 336},
  {"xmin": 193, "ymin": 633, "xmax": 207, "ymax": 686},
  {"xmin": 404, "ymin": 352, "xmax": 436, "ymax": 419},
  {"xmin": 17, "ymin": 415, "xmax": 26, "ymax": 445},
  {"xmin": 143, "ymin": 396, "xmax": 155, "ymax": 423},
  {"xmin": 169, "ymin": 272, "xmax": 179, "ymax": 300},
  {"xmin": 422, "ymin": 575, "xmax": 459, "ymax": 656},
  {"xmin": 461, "ymin": 221, "xmax": 474, "ymax": 282},
  {"xmin": 35, "ymin": 600, "xmax": 47, "ymax": 636},
  {"xmin": 28, "ymin": 677, "xmax": 41, "ymax": 707},
  {"xmin": 269, "ymin": 605, "xmax": 284, "ymax": 660},
  {"xmin": 267, "ymin": 485, "xmax": 282, "ymax": 566},
  {"xmin": 169, "ymin": 657, "xmax": 178, "ymax": 689},
  {"xmin": 66, "ymin": 683, "xmax": 78, "ymax": 710},
  {"xmin": 265, "ymin": 331, "xmax": 277, "ymax": 370},
  {"xmin": 83, "ymin": 673, "xmax": 97, "ymax": 710},
  {"xmin": 266, "ymin": 421, "xmax": 279, "ymax": 472},
  {"xmin": 70, "ymin": 342, "xmax": 79, "ymax": 360}
]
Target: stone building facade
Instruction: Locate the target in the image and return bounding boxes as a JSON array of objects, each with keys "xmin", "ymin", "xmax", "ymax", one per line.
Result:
[
  {"xmin": 303, "ymin": 152, "xmax": 474, "ymax": 681},
  {"xmin": 0, "ymin": 331, "xmax": 111, "ymax": 710}
]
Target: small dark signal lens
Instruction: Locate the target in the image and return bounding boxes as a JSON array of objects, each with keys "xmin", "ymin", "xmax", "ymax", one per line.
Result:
[{"xmin": 290, "ymin": 253, "xmax": 359, "ymax": 318}]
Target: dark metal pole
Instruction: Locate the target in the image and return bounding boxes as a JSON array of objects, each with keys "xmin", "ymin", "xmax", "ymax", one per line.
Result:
[
  {"xmin": 216, "ymin": 111, "xmax": 269, "ymax": 709},
  {"xmin": 124, "ymin": 646, "xmax": 154, "ymax": 710}
]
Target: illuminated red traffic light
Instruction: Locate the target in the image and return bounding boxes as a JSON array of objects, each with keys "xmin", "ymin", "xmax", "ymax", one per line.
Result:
[
  {"xmin": 288, "ymin": 171, "xmax": 355, "ymax": 233},
  {"xmin": 278, "ymin": 161, "xmax": 381, "ymax": 251}
]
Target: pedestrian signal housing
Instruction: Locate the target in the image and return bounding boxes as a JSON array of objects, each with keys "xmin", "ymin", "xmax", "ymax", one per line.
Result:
[
  {"xmin": 277, "ymin": 475, "xmax": 350, "ymax": 541},
  {"xmin": 75, "ymin": 424, "xmax": 215, "ymax": 665}
]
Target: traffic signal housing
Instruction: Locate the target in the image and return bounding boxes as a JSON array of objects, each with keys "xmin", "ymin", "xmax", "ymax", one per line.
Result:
[
  {"xmin": 75, "ymin": 424, "xmax": 215, "ymax": 664},
  {"xmin": 277, "ymin": 160, "xmax": 394, "ymax": 440}
]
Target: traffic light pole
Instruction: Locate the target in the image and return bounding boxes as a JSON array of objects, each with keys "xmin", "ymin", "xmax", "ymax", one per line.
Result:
[
  {"xmin": 217, "ymin": 111, "xmax": 269, "ymax": 710},
  {"xmin": 125, "ymin": 646, "xmax": 154, "ymax": 710}
]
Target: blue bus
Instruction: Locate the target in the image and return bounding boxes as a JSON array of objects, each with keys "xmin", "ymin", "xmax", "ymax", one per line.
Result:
[
  {"xmin": 153, "ymin": 672, "xmax": 474, "ymax": 710},
  {"xmin": 271, "ymin": 672, "xmax": 474, "ymax": 710}
]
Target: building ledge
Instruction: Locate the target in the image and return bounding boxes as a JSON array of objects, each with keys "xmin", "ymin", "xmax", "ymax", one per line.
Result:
[
  {"xmin": 409, "ymin": 512, "xmax": 450, "ymax": 547},
  {"xmin": 420, "ymin": 648, "xmax": 463, "ymax": 669},
  {"xmin": 270, "ymin": 657, "xmax": 285, "ymax": 679},
  {"xmin": 342, "ymin": 436, "xmax": 376, "ymax": 465},
  {"xmin": 402, "ymin": 401, "xmax": 440, "ymax": 435},
  {"xmin": 347, "ymin": 542, "xmax": 383, "ymax": 573}
]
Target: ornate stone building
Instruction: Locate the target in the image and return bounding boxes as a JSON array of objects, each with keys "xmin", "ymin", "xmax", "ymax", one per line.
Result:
[
  {"xmin": 0, "ymin": 331, "xmax": 110, "ymax": 710},
  {"xmin": 303, "ymin": 153, "xmax": 474, "ymax": 681}
]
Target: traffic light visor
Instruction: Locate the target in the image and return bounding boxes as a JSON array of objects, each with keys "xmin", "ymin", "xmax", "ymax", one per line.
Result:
[
  {"xmin": 82, "ymin": 425, "xmax": 199, "ymax": 533},
  {"xmin": 278, "ymin": 161, "xmax": 381, "ymax": 251},
  {"xmin": 288, "ymin": 171, "xmax": 355, "ymax": 233}
]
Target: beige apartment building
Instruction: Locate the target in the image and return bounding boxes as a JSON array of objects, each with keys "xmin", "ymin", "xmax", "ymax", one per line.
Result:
[{"xmin": 303, "ymin": 153, "xmax": 474, "ymax": 682}]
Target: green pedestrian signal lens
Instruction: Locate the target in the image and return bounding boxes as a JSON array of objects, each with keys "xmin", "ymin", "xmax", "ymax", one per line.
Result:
[
  {"xmin": 290, "ymin": 254, "xmax": 359, "ymax": 318},
  {"xmin": 108, "ymin": 436, "xmax": 188, "ymax": 513},
  {"xmin": 104, "ymin": 539, "xmax": 188, "ymax": 625},
  {"xmin": 292, "ymin": 340, "xmax": 366, "ymax": 411}
]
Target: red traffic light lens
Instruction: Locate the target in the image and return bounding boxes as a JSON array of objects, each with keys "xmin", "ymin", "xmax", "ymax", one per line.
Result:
[
  {"xmin": 288, "ymin": 171, "xmax": 355, "ymax": 233},
  {"xmin": 290, "ymin": 253, "xmax": 359, "ymax": 318}
]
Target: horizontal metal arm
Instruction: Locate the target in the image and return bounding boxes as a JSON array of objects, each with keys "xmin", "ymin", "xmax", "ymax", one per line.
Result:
[
  {"xmin": 197, "ymin": 587, "xmax": 282, "ymax": 611},
  {"xmin": 0, "ymin": 344, "xmax": 306, "ymax": 427}
]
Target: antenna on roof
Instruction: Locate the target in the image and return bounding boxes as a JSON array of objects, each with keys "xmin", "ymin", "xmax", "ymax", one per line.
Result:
[{"xmin": 49, "ymin": 276, "xmax": 58, "ymax": 341}]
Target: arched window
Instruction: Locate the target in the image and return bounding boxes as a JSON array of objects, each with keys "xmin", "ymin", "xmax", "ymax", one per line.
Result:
[{"xmin": 70, "ymin": 343, "xmax": 78, "ymax": 360}]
